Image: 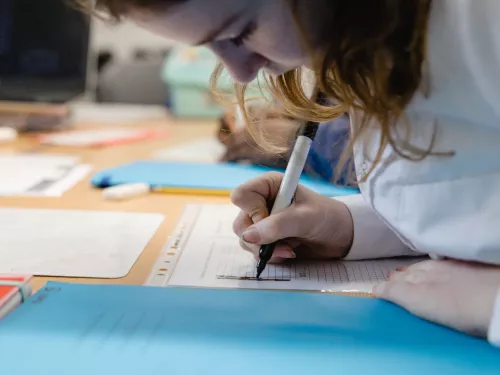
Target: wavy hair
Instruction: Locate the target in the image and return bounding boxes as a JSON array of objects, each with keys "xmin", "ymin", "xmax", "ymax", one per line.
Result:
[{"xmin": 75, "ymin": 0, "xmax": 435, "ymax": 181}]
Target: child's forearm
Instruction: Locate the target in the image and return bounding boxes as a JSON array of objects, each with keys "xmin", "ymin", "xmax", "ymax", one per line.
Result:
[{"xmin": 303, "ymin": 116, "xmax": 353, "ymax": 184}]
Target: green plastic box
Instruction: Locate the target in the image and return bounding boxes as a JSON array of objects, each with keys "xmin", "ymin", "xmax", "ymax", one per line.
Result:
[{"xmin": 162, "ymin": 46, "xmax": 269, "ymax": 119}]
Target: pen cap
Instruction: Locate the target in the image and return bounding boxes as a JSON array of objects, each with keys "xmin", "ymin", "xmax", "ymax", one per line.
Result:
[
  {"xmin": 296, "ymin": 90, "xmax": 328, "ymax": 141},
  {"xmin": 299, "ymin": 122, "xmax": 320, "ymax": 140}
]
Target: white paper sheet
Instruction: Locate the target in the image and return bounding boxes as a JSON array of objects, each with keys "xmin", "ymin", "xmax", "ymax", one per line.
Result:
[
  {"xmin": 152, "ymin": 137, "xmax": 225, "ymax": 163},
  {"xmin": 165, "ymin": 204, "xmax": 423, "ymax": 292},
  {"xmin": 39, "ymin": 164, "xmax": 92, "ymax": 196},
  {"xmin": 0, "ymin": 208, "xmax": 164, "ymax": 278},
  {"xmin": 0, "ymin": 154, "xmax": 90, "ymax": 197}
]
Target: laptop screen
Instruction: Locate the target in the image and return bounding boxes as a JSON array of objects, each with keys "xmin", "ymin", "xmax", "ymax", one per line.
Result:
[{"xmin": 0, "ymin": 0, "xmax": 90, "ymax": 102}]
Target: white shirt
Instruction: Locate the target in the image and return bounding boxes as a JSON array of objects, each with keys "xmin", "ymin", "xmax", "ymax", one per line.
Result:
[{"xmin": 333, "ymin": 0, "xmax": 500, "ymax": 347}]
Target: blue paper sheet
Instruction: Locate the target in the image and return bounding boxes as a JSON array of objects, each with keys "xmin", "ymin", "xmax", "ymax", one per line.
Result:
[
  {"xmin": 91, "ymin": 161, "xmax": 358, "ymax": 197},
  {"xmin": 0, "ymin": 282, "xmax": 497, "ymax": 375}
]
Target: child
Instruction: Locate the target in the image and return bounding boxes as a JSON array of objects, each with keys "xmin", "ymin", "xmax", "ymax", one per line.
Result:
[{"xmin": 78, "ymin": 0, "xmax": 500, "ymax": 346}]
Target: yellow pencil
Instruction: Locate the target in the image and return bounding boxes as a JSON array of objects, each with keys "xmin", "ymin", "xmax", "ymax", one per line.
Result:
[{"xmin": 152, "ymin": 187, "xmax": 231, "ymax": 197}]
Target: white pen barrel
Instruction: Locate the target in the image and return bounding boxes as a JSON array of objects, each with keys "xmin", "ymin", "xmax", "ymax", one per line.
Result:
[{"xmin": 270, "ymin": 135, "xmax": 312, "ymax": 215}]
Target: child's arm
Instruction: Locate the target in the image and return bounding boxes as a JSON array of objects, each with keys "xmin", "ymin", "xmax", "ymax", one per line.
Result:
[
  {"xmin": 373, "ymin": 260, "xmax": 500, "ymax": 346},
  {"xmin": 303, "ymin": 115, "xmax": 355, "ymax": 186},
  {"xmin": 217, "ymin": 107, "xmax": 297, "ymax": 169}
]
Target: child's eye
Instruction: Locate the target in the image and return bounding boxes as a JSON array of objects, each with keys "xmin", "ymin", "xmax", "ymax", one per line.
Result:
[{"xmin": 230, "ymin": 21, "xmax": 257, "ymax": 47}]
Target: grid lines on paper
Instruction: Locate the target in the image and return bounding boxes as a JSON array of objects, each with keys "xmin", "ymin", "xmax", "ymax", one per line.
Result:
[{"xmin": 215, "ymin": 252, "xmax": 391, "ymax": 284}]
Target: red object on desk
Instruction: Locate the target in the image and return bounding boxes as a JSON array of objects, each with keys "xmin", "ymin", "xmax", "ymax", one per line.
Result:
[{"xmin": 0, "ymin": 275, "xmax": 32, "ymax": 319}]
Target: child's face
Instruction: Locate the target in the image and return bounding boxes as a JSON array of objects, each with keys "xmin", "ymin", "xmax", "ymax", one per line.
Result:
[{"xmin": 130, "ymin": 0, "xmax": 309, "ymax": 83}]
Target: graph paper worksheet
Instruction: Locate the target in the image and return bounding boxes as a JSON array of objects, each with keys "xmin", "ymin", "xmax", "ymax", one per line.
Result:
[{"xmin": 151, "ymin": 204, "xmax": 423, "ymax": 292}]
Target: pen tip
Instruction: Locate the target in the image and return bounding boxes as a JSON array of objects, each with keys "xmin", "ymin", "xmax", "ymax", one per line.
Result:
[{"xmin": 256, "ymin": 262, "xmax": 265, "ymax": 280}]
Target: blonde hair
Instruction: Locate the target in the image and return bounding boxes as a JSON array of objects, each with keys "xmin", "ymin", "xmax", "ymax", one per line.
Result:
[
  {"xmin": 215, "ymin": 0, "xmax": 436, "ymax": 181},
  {"xmin": 75, "ymin": 0, "xmax": 437, "ymax": 181}
]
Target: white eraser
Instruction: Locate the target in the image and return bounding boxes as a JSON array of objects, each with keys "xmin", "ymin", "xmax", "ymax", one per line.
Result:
[
  {"xmin": 102, "ymin": 183, "xmax": 150, "ymax": 201},
  {"xmin": 0, "ymin": 127, "xmax": 18, "ymax": 142}
]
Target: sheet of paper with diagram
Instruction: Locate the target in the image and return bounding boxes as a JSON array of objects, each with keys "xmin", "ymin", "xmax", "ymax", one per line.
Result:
[
  {"xmin": 147, "ymin": 204, "xmax": 423, "ymax": 292},
  {"xmin": 0, "ymin": 154, "xmax": 90, "ymax": 197}
]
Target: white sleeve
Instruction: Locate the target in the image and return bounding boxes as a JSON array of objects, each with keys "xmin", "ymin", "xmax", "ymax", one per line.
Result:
[
  {"xmin": 488, "ymin": 288, "xmax": 500, "ymax": 348},
  {"xmin": 334, "ymin": 194, "xmax": 423, "ymax": 260}
]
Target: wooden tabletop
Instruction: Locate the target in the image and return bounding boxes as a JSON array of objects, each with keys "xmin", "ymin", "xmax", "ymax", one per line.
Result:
[{"xmin": 0, "ymin": 115, "xmax": 229, "ymax": 291}]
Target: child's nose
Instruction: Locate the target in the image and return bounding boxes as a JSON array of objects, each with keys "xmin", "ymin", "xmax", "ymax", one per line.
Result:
[{"xmin": 209, "ymin": 43, "xmax": 267, "ymax": 84}]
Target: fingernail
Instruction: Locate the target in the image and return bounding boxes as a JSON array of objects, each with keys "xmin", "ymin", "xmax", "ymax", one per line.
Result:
[
  {"xmin": 274, "ymin": 248, "xmax": 296, "ymax": 259},
  {"xmin": 242, "ymin": 227, "xmax": 260, "ymax": 244},
  {"xmin": 395, "ymin": 266, "xmax": 408, "ymax": 272}
]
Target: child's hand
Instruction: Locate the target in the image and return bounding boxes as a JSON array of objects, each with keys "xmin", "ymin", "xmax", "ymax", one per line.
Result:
[
  {"xmin": 219, "ymin": 127, "xmax": 287, "ymax": 168},
  {"xmin": 217, "ymin": 107, "xmax": 296, "ymax": 168},
  {"xmin": 374, "ymin": 260, "xmax": 500, "ymax": 338},
  {"xmin": 231, "ymin": 172, "xmax": 354, "ymax": 263}
]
